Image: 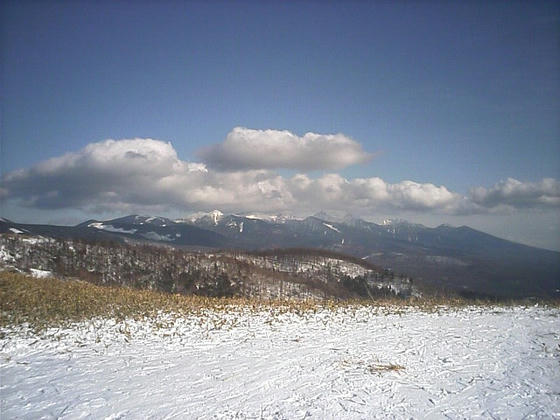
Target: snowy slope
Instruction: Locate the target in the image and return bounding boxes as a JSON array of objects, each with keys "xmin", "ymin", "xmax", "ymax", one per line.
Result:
[{"xmin": 1, "ymin": 305, "xmax": 558, "ymax": 418}]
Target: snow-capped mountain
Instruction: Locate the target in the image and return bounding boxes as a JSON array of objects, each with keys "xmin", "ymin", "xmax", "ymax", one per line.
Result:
[
  {"xmin": 1, "ymin": 212, "xmax": 559, "ymax": 298},
  {"xmin": 180, "ymin": 210, "xmax": 300, "ymax": 225},
  {"xmin": 177, "ymin": 210, "xmax": 225, "ymax": 226}
]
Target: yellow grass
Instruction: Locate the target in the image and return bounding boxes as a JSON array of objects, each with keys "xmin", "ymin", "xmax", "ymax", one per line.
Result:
[
  {"xmin": 1, "ymin": 272, "xmax": 557, "ymax": 331},
  {"xmin": 0, "ymin": 272, "xmax": 326, "ymax": 330}
]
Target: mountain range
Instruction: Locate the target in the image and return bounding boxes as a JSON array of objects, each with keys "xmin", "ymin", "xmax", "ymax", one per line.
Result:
[{"xmin": 1, "ymin": 212, "xmax": 559, "ymax": 298}]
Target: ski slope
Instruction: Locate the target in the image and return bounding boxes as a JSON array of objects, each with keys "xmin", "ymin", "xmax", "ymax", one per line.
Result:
[{"xmin": 1, "ymin": 305, "xmax": 559, "ymax": 419}]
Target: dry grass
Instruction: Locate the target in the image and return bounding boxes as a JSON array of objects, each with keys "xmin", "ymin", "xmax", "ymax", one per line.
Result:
[
  {"xmin": 0, "ymin": 272, "xmax": 329, "ymax": 330},
  {"xmin": 367, "ymin": 363, "xmax": 405, "ymax": 374},
  {"xmin": 1, "ymin": 272, "xmax": 557, "ymax": 332},
  {"xmin": 340, "ymin": 358, "xmax": 405, "ymax": 375}
]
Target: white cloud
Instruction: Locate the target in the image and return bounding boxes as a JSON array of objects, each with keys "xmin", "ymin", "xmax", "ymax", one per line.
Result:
[
  {"xmin": 2, "ymin": 138, "xmax": 207, "ymax": 212},
  {"xmin": 3, "ymin": 137, "xmax": 557, "ymax": 218},
  {"xmin": 470, "ymin": 178, "xmax": 560, "ymax": 209},
  {"xmin": 198, "ymin": 127, "xmax": 373, "ymax": 170},
  {"xmin": 285, "ymin": 175, "xmax": 466, "ymax": 213}
]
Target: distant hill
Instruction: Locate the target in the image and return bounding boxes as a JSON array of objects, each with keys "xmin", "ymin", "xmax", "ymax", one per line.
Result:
[
  {"xmin": 0, "ymin": 234, "xmax": 415, "ymax": 300},
  {"xmin": 1, "ymin": 212, "xmax": 559, "ymax": 298}
]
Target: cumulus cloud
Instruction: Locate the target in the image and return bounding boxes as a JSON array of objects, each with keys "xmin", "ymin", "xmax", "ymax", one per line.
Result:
[
  {"xmin": 2, "ymin": 137, "xmax": 465, "ymax": 215},
  {"xmin": 285, "ymin": 175, "xmax": 466, "ymax": 213},
  {"xmin": 2, "ymin": 138, "xmax": 207, "ymax": 212},
  {"xmin": 198, "ymin": 127, "xmax": 373, "ymax": 170},
  {"xmin": 3, "ymin": 137, "xmax": 557, "ymax": 217},
  {"xmin": 470, "ymin": 178, "xmax": 560, "ymax": 209}
]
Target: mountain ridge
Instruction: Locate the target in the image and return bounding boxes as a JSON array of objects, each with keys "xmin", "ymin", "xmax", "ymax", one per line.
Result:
[{"xmin": 1, "ymin": 213, "xmax": 559, "ymax": 298}]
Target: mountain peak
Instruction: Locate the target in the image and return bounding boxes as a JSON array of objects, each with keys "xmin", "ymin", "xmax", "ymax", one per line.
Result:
[
  {"xmin": 182, "ymin": 210, "xmax": 225, "ymax": 226},
  {"xmin": 382, "ymin": 218, "xmax": 402, "ymax": 226},
  {"xmin": 312, "ymin": 211, "xmax": 351, "ymax": 223},
  {"xmin": 209, "ymin": 210, "xmax": 224, "ymax": 224},
  {"xmin": 107, "ymin": 215, "xmax": 173, "ymax": 226}
]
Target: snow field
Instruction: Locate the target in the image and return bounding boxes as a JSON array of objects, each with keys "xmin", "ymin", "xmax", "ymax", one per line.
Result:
[{"xmin": 1, "ymin": 305, "xmax": 559, "ymax": 419}]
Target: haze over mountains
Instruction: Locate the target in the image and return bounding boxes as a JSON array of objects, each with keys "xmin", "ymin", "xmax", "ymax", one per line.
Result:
[{"xmin": 2, "ymin": 212, "xmax": 559, "ymax": 299}]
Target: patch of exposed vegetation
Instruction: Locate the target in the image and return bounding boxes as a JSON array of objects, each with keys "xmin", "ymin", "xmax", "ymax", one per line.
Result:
[
  {"xmin": 367, "ymin": 363, "xmax": 405, "ymax": 374},
  {"xmin": 0, "ymin": 272, "xmax": 342, "ymax": 331},
  {"xmin": 2, "ymin": 272, "xmax": 557, "ymax": 333},
  {"xmin": 340, "ymin": 358, "xmax": 405, "ymax": 375}
]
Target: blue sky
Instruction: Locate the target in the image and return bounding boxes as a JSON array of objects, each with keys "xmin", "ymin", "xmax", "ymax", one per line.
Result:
[{"xmin": 1, "ymin": 1, "xmax": 559, "ymax": 250}]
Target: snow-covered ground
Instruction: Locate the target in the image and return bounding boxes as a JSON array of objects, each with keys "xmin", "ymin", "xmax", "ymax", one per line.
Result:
[
  {"xmin": 1, "ymin": 305, "xmax": 559, "ymax": 419},
  {"xmin": 28, "ymin": 268, "xmax": 53, "ymax": 278}
]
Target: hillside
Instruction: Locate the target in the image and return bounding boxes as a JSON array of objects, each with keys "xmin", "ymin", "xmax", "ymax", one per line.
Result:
[{"xmin": 0, "ymin": 234, "xmax": 416, "ymax": 300}]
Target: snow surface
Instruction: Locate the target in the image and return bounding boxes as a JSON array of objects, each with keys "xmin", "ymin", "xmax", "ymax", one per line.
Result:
[
  {"xmin": 8, "ymin": 228, "xmax": 23, "ymax": 234},
  {"xmin": 243, "ymin": 214, "xmax": 300, "ymax": 223},
  {"xmin": 1, "ymin": 306, "xmax": 558, "ymax": 419},
  {"xmin": 210, "ymin": 210, "xmax": 224, "ymax": 225},
  {"xmin": 244, "ymin": 214, "xmax": 269, "ymax": 221},
  {"xmin": 88, "ymin": 223, "xmax": 137, "ymax": 234},
  {"xmin": 0, "ymin": 245, "xmax": 16, "ymax": 263},
  {"xmin": 21, "ymin": 236, "xmax": 52, "ymax": 245},
  {"xmin": 323, "ymin": 222, "xmax": 341, "ymax": 233},
  {"xmin": 29, "ymin": 268, "xmax": 53, "ymax": 278},
  {"xmin": 182, "ymin": 210, "xmax": 224, "ymax": 225}
]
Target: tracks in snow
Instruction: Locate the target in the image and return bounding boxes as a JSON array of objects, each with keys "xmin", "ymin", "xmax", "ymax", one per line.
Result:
[{"xmin": 1, "ymin": 306, "xmax": 559, "ymax": 419}]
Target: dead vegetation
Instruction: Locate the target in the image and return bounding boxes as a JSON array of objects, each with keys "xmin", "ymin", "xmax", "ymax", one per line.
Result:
[
  {"xmin": 340, "ymin": 358, "xmax": 405, "ymax": 375},
  {"xmin": 1, "ymin": 272, "xmax": 558, "ymax": 332},
  {"xmin": 367, "ymin": 363, "xmax": 405, "ymax": 374},
  {"xmin": 0, "ymin": 272, "xmax": 331, "ymax": 330}
]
